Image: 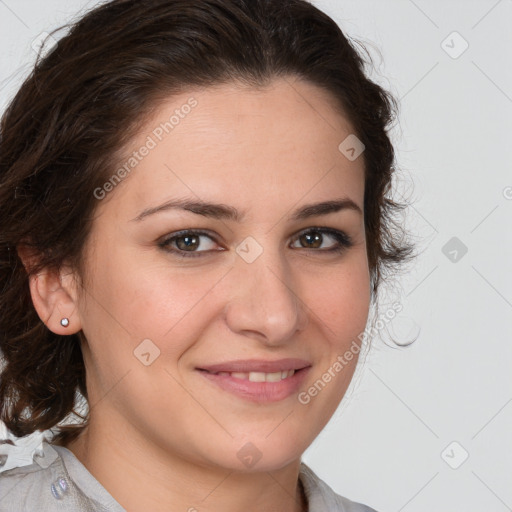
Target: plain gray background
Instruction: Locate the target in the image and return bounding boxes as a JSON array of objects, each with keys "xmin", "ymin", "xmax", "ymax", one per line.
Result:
[{"xmin": 1, "ymin": 1, "xmax": 511, "ymax": 511}]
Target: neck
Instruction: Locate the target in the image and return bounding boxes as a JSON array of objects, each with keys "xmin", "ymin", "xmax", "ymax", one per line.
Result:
[{"xmin": 63, "ymin": 418, "xmax": 307, "ymax": 512}]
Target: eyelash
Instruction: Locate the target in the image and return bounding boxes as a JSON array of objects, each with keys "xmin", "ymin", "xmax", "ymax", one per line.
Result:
[{"xmin": 159, "ymin": 227, "xmax": 353, "ymax": 259}]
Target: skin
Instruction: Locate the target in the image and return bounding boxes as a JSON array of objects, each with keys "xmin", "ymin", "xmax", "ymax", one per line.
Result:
[{"xmin": 23, "ymin": 76, "xmax": 371, "ymax": 512}]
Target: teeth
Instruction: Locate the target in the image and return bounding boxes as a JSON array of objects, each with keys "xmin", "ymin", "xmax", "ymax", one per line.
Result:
[
  {"xmin": 265, "ymin": 371, "xmax": 282, "ymax": 382},
  {"xmin": 249, "ymin": 372, "xmax": 266, "ymax": 382},
  {"xmin": 215, "ymin": 369, "xmax": 296, "ymax": 382}
]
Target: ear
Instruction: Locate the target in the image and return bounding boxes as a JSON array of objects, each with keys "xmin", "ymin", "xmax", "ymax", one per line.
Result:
[{"xmin": 17, "ymin": 244, "xmax": 82, "ymax": 335}]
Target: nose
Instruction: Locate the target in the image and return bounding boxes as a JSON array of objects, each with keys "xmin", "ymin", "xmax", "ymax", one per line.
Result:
[{"xmin": 223, "ymin": 247, "xmax": 309, "ymax": 345}]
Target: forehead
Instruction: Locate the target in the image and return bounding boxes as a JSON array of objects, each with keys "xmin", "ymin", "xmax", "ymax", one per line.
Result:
[{"xmin": 99, "ymin": 77, "xmax": 365, "ymax": 220}]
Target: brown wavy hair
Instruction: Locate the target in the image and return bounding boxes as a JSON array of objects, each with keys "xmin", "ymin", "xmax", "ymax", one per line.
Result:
[{"xmin": 0, "ymin": 0, "xmax": 415, "ymax": 446}]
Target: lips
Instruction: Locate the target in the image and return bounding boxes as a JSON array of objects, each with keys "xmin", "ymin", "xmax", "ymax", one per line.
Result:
[
  {"xmin": 197, "ymin": 358, "xmax": 311, "ymax": 374},
  {"xmin": 198, "ymin": 366, "xmax": 311, "ymax": 403},
  {"xmin": 195, "ymin": 358, "xmax": 312, "ymax": 402}
]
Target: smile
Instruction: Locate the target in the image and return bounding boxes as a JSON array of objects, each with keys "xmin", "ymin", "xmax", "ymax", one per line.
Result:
[
  {"xmin": 197, "ymin": 366, "xmax": 310, "ymax": 403},
  {"xmin": 207, "ymin": 369, "xmax": 296, "ymax": 382}
]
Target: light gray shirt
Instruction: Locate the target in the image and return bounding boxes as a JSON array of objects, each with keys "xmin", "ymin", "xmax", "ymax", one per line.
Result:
[{"xmin": 0, "ymin": 440, "xmax": 379, "ymax": 511}]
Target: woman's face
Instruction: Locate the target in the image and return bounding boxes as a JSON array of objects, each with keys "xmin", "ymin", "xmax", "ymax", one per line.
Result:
[{"xmin": 73, "ymin": 77, "xmax": 370, "ymax": 471}]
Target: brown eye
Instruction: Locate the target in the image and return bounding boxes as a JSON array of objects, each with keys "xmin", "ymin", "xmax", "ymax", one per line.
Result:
[
  {"xmin": 160, "ymin": 230, "xmax": 220, "ymax": 257},
  {"xmin": 291, "ymin": 228, "xmax": 353, "ymax": 253},
  {"xmin": 298, "ymin": 231, "xmax": 323, "ymax": 249},
  {"xmin": 175, "ymin": 234, "xmax": 200, "ymax": 251}
]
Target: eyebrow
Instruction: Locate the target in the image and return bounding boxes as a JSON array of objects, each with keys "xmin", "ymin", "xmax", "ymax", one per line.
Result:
[{"xmin": 131, "ymin": 197, "xmax": 362, "ymax": 223}]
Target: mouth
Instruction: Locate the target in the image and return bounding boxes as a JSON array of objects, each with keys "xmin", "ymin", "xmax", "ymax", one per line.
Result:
[
  {"xmin": 195, "ymin": 359, "xmax": 311, "ymax": 403},
  {"xmin": 196, "ymin": 357, "xmax": 311, "ymax": 374},
  {"xmin": 198, "ymin": 368, "xmax": 297, "ymax": 382}
]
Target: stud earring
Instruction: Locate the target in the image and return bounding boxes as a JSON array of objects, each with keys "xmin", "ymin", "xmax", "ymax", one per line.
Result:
[{"xmin": 60, "ymin": 318, "xmax": 69, "ymax": 327}]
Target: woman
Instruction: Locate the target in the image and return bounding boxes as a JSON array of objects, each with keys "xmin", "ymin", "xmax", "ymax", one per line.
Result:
[{"xmin": 0, "ymin": 0, "xmax": 415, "ymax": 510}]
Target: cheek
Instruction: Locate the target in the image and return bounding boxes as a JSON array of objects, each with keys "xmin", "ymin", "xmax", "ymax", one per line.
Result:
[
  {"xmin": 305, "ymin": 256, "xmax": 371, "ymax": 345},
  {"xmin": 80, "ymin": 246, "xmax": 226, "ymax": 360},
  {"xmin": 294, "ymin": 271, "xmax": 370, "ymax": 430},
  {"xmin": 77, "ymin": 251, "xmax": 227, "ymax": 426}
]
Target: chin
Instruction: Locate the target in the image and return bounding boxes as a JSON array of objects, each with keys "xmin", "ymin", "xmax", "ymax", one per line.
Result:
[{"xmin": 203, "ymin": 434, "xmax": 308, "ymax": 473}]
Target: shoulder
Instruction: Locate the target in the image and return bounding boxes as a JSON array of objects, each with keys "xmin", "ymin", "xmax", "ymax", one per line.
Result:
[
  {"xmin": 299, "ymin": 462, "xmax": 380, "ymax": 512},
  {"xmin": 0, "ymin": 441, "xmax": 62, "ymax": 510},
  {"xmin": 0, "ymin": 440, "xmax": 108, "ymax": 511}
]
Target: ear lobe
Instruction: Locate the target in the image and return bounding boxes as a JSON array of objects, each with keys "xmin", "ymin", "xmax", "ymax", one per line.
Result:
[{"xmin": 17, "ymin": 244, "xmax": 82, "ymax": 335}]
